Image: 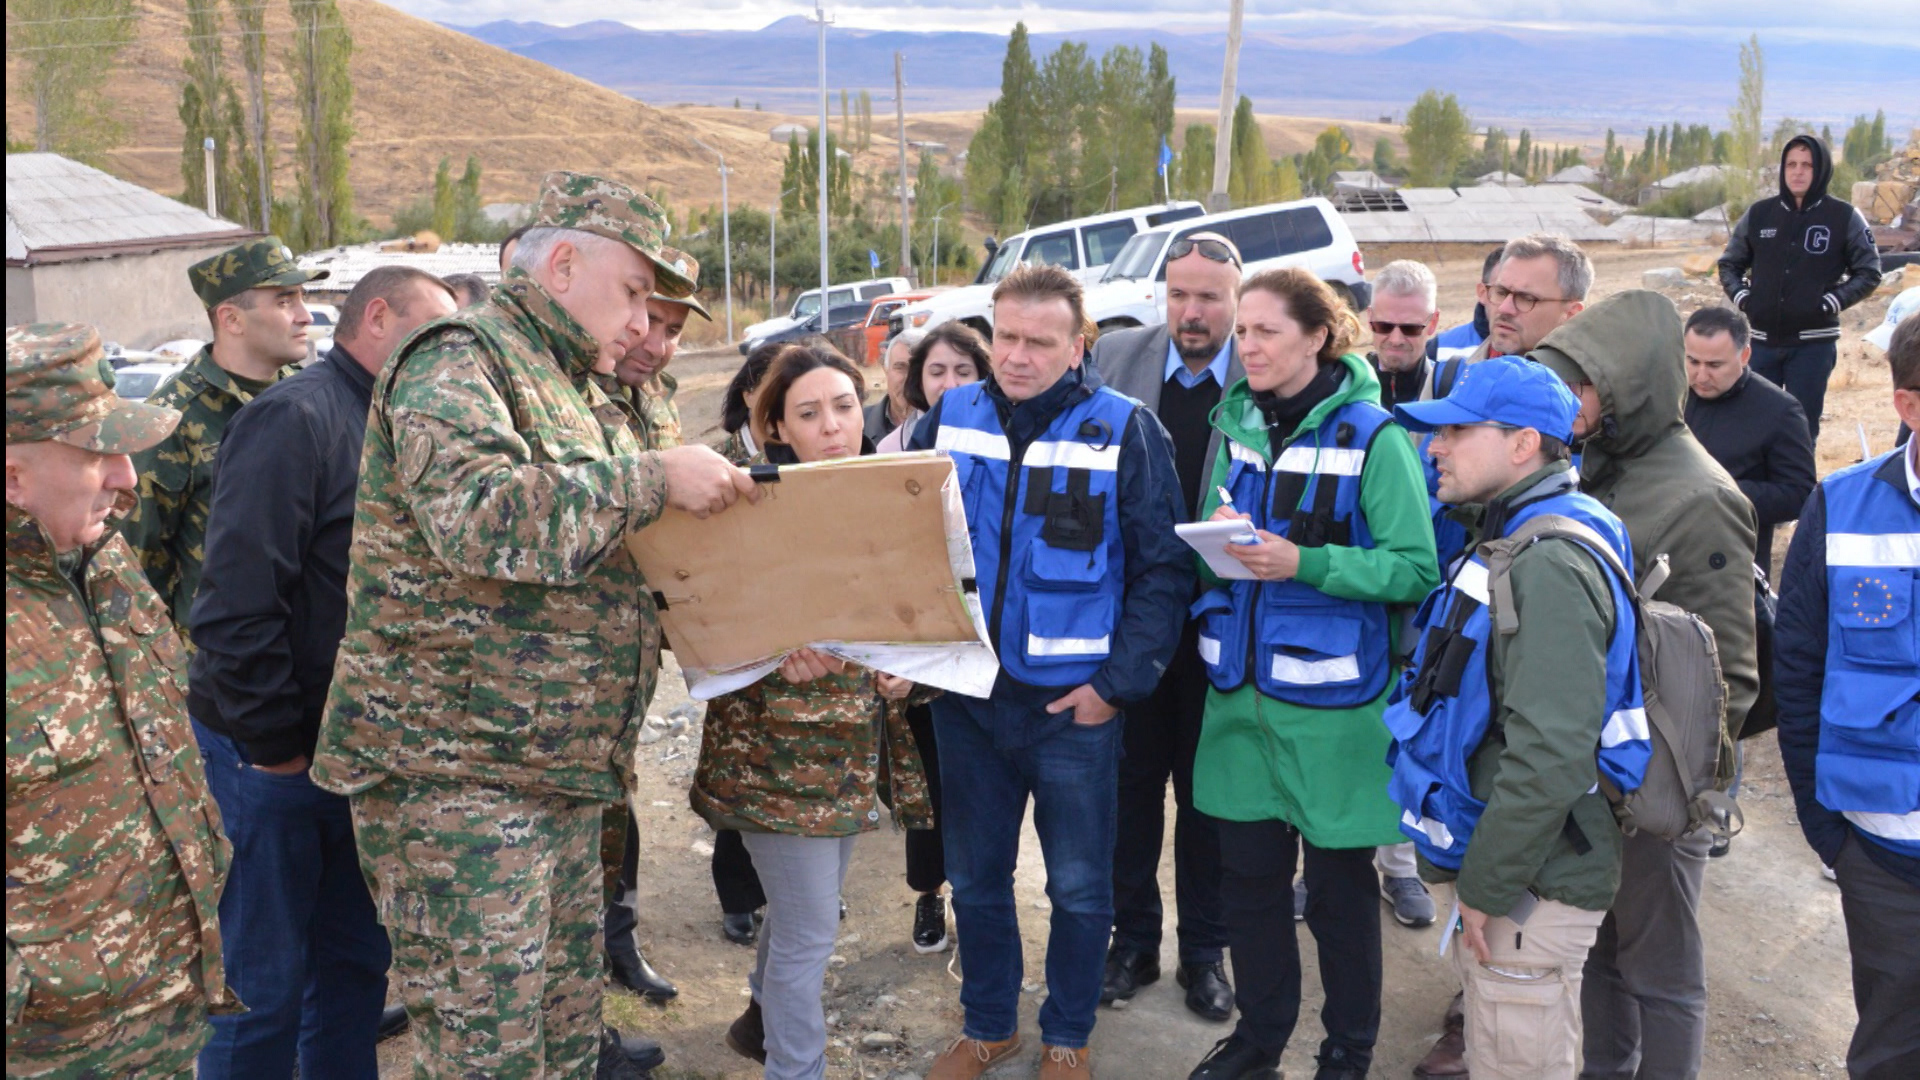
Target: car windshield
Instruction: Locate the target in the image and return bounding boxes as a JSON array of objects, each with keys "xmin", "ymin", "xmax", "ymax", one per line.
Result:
[
  {"xmin": 114, "ymin": 371, "xmax": 171, "ymax": 400},
  {"xmin": 981, "ymin": 239, "xmax": 1024, "ymax": 284},
  {"xmin": 1103, "ymin": 230, "xmax": 1169, "ymax": 282},
  {"xmin": 792, "ymin": 293, "xmax": 821, "ymax": 318}
]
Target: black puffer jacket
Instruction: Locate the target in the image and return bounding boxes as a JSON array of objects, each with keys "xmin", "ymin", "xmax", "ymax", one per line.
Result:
[
  {"xmin": 1682, "ymin": 368, "xmax": 1816, "ymax": 576},
  {"xmin": 1717, "ymin": 135, "xmax": 1882, "ymax": 345}
]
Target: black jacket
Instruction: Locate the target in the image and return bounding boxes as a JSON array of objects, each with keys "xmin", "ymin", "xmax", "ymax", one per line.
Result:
[
  {"xmin": 1717, "ymin": 135, "xmax": 1882, "ymax": 345},
  {"xmin": 908, "ymin": 364, "xmax": 1194, "ymax": 738},
  {"xmin": 187, "ymin": 346, "xmax": 376, "ymax": 765},
  {"xmin": 1773, "ymin": 451, "xmax": 1920, "ymax": 888},
  {"xmin": 1682, "ymin": 367, "xmax": 1816, "ymax": 575}
]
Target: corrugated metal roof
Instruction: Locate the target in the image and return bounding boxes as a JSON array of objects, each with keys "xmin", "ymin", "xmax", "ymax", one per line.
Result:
[
  {"xmin": 298, "ymin": 242, "xmax": 504, "ymax": 293},
  {"xmin": 1545, "ymin": 165, "xmax": 1603, "ymax": 185},
  {"xmin": 6, "ymin": 152, "xmax": 249, "ymax": 261},
  {"xmin": 1340, "ymin": 185, "xmax": 1622, "ymax": 244}
]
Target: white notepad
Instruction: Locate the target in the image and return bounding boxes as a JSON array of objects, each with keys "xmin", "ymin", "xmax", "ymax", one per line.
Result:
[{"xmin": 1176, "ymin": 519, "xmax": 1261, "ymax": 581}]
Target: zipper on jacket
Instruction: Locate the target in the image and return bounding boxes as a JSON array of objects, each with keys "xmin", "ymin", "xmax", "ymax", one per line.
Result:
[{"xmin": 988, "ymin": 439, "xmax": 1029, "ymax": 650}]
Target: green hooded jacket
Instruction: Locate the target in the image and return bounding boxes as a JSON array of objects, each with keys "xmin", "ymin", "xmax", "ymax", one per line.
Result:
[
  {"xmin": 1532, "ymin": 291, "xmax": 1759, "ymax": 738},
  {"xmin": 1191, "ymin": 353, "xmax": 1440, "ymax": 846}
]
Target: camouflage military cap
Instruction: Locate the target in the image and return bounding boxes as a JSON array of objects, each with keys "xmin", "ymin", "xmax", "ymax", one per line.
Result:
[
  {"xmin": 188, "ymin": 235, "xmax": 329, "ymax": 308},
  {"xmin": 650, "ymin": 247, "xmax": 712, "ymax": 321},
  {"xmin": 533, "ymin": 171, "xmax": 696, "ymax": 299},
  {"xmin": 6, "ymin": 323, "xmax": 181, "ymax": 453}
]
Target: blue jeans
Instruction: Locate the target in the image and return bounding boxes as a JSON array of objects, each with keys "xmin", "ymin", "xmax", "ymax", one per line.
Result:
[
  {"xmin": 1749, "ymin": 338, "xmax": 1837, "ymax": 444},
  {"xmin": 933, "ymin": 694, "xmax": 1120, "ymax": 1050},
  {"xmin": 193, "ymin": 720, "xmax": 390, "ymax": 1080}
]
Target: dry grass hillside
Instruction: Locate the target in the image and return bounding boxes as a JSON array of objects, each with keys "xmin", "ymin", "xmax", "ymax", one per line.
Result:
[{"xmin": 6, "ymin": 0, "xmax": 1421, "ymax": 230}]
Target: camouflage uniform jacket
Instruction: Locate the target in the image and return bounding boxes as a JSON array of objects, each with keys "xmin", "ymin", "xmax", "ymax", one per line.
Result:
[
  {"xmin": 692, "ymin": 666, "xmax": 933, "ymax": 837},
  {"xmin": 5, "ymin": 502, "xmax": 236, "ymax": 1044},
  {"xmin": 594, "ymin": 369, "xmax": 682, "ymax": 452},
  {"xmin": 309, "ymin": 274, "xmax": 667, "ymax": 803},
  {"xmin": 713, "ymin": 428, "xmax": 754, "ymax": 467},
  {"xmin": 124, "ymin": 346, "xmax": 288, "ymax": 641}
]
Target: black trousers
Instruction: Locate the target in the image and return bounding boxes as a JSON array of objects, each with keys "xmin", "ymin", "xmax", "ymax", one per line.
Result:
[
  {"xmin": 1834, "ymin": 834, "xmax": 1920, "ymax": 1080},
  {"xmin": 1111, "ymin": 639, "xmax": 1227, "ymax": 964},
  {"xmin": 712, "ymin": 827, "xmax": 767, "ymax": 915},
  {"xmin": 904, "ymin": 702, "xmax": 947, "ymax": 894},
  {"xmin": 1218, "ymin": 819, "xmax": 1382, "ymax": 1067}
]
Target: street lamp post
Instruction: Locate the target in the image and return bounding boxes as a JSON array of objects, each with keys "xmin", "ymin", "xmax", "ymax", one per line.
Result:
[
  {"xmin": 812, "ymin": 2, "xmax": 832, "ymax": 299},
  {"xmin": 692, "ymin": 137, "xmax": 734, "ymax": 342},
  {"xmin": 771, "ymin": 186, "xmax": 798, "ymax": 315}
]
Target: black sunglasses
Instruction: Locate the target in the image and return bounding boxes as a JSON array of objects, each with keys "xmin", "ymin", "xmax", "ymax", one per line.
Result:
[
  {"xmin": 1168, "ymin": 237, "xmax": 1242, "ymax": 268},
  {"xmin": 1369, "ymin": 320, "xmax": 1428, "ymax": 339}
]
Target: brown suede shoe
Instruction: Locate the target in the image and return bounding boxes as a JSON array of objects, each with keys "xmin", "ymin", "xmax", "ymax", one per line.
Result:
[
  {"xmin": 927, "ymin": 1034, "xmax": 1022, "ymax": 1080},
  {"xmin": 1039, "ymin": 1044, "xmax": 1091, "ymax": 1080},
  {"xmin": 1413, "ymin": 993, "xmax": 1468, "ymax": 1078}
]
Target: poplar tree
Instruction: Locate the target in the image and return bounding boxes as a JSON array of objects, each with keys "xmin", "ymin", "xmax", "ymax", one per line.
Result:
[
  {"xmin": 9, "ymin": 0, "xmax": 138, "ymax": 163},
  {"xmin": 288, "ymin": 0, "xmax": 356, "ymax": 248}
]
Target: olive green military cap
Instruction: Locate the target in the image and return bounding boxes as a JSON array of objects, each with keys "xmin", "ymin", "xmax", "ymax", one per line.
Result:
[
  {"xmin": 532, "ymin": 171, "xmax": 696, "ymax": 299},
  {"xmin": 650, "ymin": 246, "xmax": 712, "ymax": 321},
  {"xmin": 6, "ymin": 323, "xmax": 181, "ymax": 453},
  {"xmin": 188, "ymin": 235, "xmax": 329, "ymax": 309}
]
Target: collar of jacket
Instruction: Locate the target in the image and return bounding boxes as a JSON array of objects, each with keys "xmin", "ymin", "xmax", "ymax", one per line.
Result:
[
  {"xmin": 5, "ymin": 493, "xmax": 131, "ymax": 586},
  {"xmin": 984, "ymin": 362, "xmax": 1092, "ymax": 444},
  {"xmin": 494, "ymin": 267, "xmax": 605, "ymax": 380},
  {"xmin": 324, "ymin": 342, "xmax": 378, "ymax": 396},
  {"xmin": 187, "ymin": 343, "xmax": 279, "ymax": 402},
  {"xmin": 1447, "ymin": 462, "xmax": 1579, "ymax": 543},
  {"xmin": 1213, "ymin": 351, "xmax": 1383, "ymax": 458}
]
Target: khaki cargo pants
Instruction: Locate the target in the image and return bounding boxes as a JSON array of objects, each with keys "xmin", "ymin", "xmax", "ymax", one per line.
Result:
[
  {"xmin": 1451, "ymin": 897, "xmax": 1607, "ymax": 1080},
  {"xmin": 350, "ymin": 777, "xmax": 603, "ymax": 1079}
]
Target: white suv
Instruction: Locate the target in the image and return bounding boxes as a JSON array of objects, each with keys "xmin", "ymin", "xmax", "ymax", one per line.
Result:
[
  {"xmin": 890, "ymin": 202, "xmax": 1205, "ymax": 339},
  {"xmin": 742, "ymin": 276, "xmax": 910, "ymax": 352},
  {"xmin": 1084, "ymin": 197, "xmax": 1370, "ymax": 331}
]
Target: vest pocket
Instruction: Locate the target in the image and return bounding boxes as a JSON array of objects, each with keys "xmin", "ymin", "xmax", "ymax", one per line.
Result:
[
  {"xmin": 1258, "ymin": 608, "xmax": 1363, "ymax": 690},
  {"xmin": 1192, "ymin": 587, "xmax": 1248, "ymax": 690},
  {"xmin": 1023, "ymin": 542, "xmax": 1115, "ymax": 664},
  {"xmin": 1816, "ymin": 748, "xmax": 1920, "ymax": 816},
  {"xmin": 1833, "ymin": 568, "xmax": 1916, "ymax": 669}
]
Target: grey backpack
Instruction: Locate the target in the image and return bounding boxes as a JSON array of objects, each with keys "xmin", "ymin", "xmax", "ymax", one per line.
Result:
[{"xmin": 1481, "ymin": 514, "xmax": 1742, "ymax": 842}]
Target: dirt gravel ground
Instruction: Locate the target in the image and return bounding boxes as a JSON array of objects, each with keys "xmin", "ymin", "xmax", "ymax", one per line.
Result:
[{"xmin": 376, "ymin": 245, "xmax": 1908, "ymax": 1079}]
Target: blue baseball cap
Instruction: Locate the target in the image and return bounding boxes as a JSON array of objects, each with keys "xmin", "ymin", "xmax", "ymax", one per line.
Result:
[{"xmin": 1394, "ymin": 354, "xmax": 1580, "ymax": 443}]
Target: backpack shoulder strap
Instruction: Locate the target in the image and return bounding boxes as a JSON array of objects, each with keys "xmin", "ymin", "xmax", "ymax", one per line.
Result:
[
  {"xmin": 1482, "ymin": 513, "xmax": 1640, "ymax": 636},
  {"xmin": 1432, "ymin": 357, "xmax": 1465, "ymax": 399}
]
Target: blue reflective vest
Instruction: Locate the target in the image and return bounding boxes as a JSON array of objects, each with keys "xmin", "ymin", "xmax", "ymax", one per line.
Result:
[
  {"xmin": 1382, "ymin": 488, "xmax": 1650, "ymax": 870},
  {"xmin": 1190, "ymin": 400, "xmax": 1397, "ymax": 708},
  {"xmin": 934, "ymin": 381, "xmax": 1139, "ymax": 689},
  {"xmin": 1815, "ymin": 452, "xmax": 1920, "ymax": 857}
]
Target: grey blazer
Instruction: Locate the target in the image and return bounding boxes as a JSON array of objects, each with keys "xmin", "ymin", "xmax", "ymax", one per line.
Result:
[{"xmin": 1089, "ymin": 323, "xmax": 1244, "ymax": 519}]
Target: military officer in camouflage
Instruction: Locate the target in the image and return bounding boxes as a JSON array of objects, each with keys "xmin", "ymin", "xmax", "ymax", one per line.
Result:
[
  {"xmin": 310, "ymin": 171, "xmax": 758, "ymax": 1079},
  {"xmin": 596, "ymin": 246, "xmax": 711, "ymax": 1006},
  {"xmin": 6, "ymin": 323, "xmax": 239, "ymax": 1077},
  {"xmin": 125, "ymin": 236, "xmax": 326, "ymax": 643}
]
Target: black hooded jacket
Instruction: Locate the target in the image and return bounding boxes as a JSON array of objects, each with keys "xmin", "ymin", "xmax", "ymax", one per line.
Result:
[{"xmin": 1717, "ymin": 135, "xmax": 1881, "ymax": 345}]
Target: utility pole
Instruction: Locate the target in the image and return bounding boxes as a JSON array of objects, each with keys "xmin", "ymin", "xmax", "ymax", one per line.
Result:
[
  {"xmin": 692, "ymin": 137, "xmax": 735, "ymax": 341},
  {"xmin": 1209, "ymin": 0, "xmax": 1244, "ymax": 212},
  {"xmin": 813, "ymin": 2, "xmax": 832, "ymax": 300},
  {"xmin": 895, "ymin": 51, "xmax": 912, "ymax": 285},
  {"xmin": 202, "ymin": 138, "xmax": 219, "ymax": 218},
  {"xmin": 930, "ymin": 201, "xmax": 955, "ymax": 285},
  {"xmin": 771, "ymin": 186, "xmax": 797, "ymax": 313}
]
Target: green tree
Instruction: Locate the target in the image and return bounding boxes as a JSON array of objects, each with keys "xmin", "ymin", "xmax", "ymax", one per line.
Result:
[
  {"xmin": 1513, "ymin": 129, "xmax": 1533, "ymax": 178},
  {"xmin": 1480, "ymin": 126, "xmax": 1510, "ymax": 176},
  {"xmin": 1089, "ymin": 45, "xmax": 1155, "ymax": 212},
  {"xmin": 431, "ymin": 158, "xmax": 455, "ymax": 238},
  {"xmin": 1373, "ymin": 137, "xmax": 1396, "ymax": 175},
  {"xmin": 1147, "ymin": 43, "xmax": 1176, "ymax": 164},
  {"xmin": 998, "ymin": 23, "xmax": 1038, "ymax": 182},
  {"xmin": 8, "ymin": 0, "xmax": 138, "ymax": 163},
  {"xmin": 1273, "ymin": 157, "xmax": 1303, "ymax": 202},
  {"xmin": 1870, "ymin": 109, "xmax": 1887, "ymax": 156},
  {"xmin": 455, "ymin": 156, "xmax": 484, "ymax": 238},
  {"xmin": 1726, "ymin": 35, "xmax": 1767, "ymax": 219},
  {"xmin": 288, "ymin": 0, "xmax": 356, "ymax": 248},
  {"xmin": 1032, "ymin": 40, "xmax": 1096, "ymax": 221},
  {"xmin": 1228, "ymin": 96, "xmax": 1272, "ymax": 206},
  {"xmin": 179, "ymin": 0, "xmax": 245, "ymax": 216},
  {"xmin": 1178, "ymin": 123, "xmax": 1216, "ymax": 200},
  {"xmin": 1403, "ymin": 90, "xmax": 1472, "ymax": 186},
  {"xmin": 232, "ymin": 0, "xmax": 275, "ymax": 230}
]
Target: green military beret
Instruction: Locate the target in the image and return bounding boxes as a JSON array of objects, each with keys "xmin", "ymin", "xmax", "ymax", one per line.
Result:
[
  {"xmin": 5, "ymin": 322, "xmax": 181, "ymax": 453},
  {"xmin": 188, "ymin": 235, "xmax": 329, "ymax": 309},
  {"xmin": 532, "ymin": 171, "xmax": 696, "ymax": 299}
]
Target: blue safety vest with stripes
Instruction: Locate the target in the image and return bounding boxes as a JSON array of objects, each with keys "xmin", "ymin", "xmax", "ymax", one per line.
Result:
[
  {"xmin": 934, "ymin": 381, "xmax": 1138, "ymax": 688},
  {"xmin": 1190, "ymin": 400, "xmax": 1397, "ymax": 708},
  {"xmin": 1382, "ymin": 487, "xmax": 1650, "ymax": 870},
  {"xmin": 1814, "ymin": 451, "xmax": 1920, "ymax": 858}
]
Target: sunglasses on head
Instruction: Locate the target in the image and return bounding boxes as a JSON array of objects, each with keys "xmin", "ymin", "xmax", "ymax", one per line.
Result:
[
  {"xmin": 1369, "ymin": 320, "xmax": 1428, "ymax": 339},
  {"xmin": 1168, "ymin": 237, "xmax": 1241, "ymax": 268}
]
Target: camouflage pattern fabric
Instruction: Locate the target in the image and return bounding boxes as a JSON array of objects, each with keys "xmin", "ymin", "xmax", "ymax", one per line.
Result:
[
  {"xmin": 309, "ymin": 267, "xmax": 666, "ymax": 805},
  {"xmin": 713, "ymin": 429, "xmax": 754, "ymax": 467},
  {"xmin": 648, "ymin": 246, "xmax": 711, "ymax": 320},
  {"xmin": 186, "ymin": 235, "xmax": 327, "ymax": 309},
  {"xmin": 533, "ymin": 172, "xmax": 693, "ymax": 298},
  {"xmin": 692, "ymin": 665, "xmax": 932, "ymax": 837},
  {"xmin": 350, "ymin": 776, "xmax": 601, "ymax": 1079},
  {"xmin": 5, "ymin": 503, "xmax": 236, "ymax": 1076},
  {"xmin": 4, "ymin": 323, "xmax": 180, "ymax": 453},
  {"xmin": 124, "ymin": 346, "xmax": 289, "ymax": 644}
]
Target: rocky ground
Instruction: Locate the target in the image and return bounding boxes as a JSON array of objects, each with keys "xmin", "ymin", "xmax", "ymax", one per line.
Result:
[{"xmin": 377, "ymin": 245, "xmax": 1908, "ymax": 1078}]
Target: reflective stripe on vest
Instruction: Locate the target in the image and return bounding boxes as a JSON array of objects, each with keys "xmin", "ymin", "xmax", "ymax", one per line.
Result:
[
  {"xmin": 1191, "ymin": 399, "xmax": 1396, "ymax": 709},
  {"xmin": 1814, "ymin": 451, "xmax": 1920, "ymax": 855},
  {"xmin": 935, "ymin": 381, "xmax": 1138, "ymax": 687},
  {"xmin": 1382, "ymin": 489, "xmax": 1646, "ymax": 870}
]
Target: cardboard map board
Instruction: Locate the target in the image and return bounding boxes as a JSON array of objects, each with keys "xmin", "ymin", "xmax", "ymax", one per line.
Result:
[{"xmin": 623, "ymin": 453, "xmax": 988, "ymax": 685}]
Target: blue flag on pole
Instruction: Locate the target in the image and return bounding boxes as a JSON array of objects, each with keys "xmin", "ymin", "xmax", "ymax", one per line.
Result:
[
  {"xmin": 869, "ymin": 249, "xmax": 881, "ymax": 271},
  {"xmin": 1158, "ymin": 137, "xmax": 1173, "ymax": 176}
]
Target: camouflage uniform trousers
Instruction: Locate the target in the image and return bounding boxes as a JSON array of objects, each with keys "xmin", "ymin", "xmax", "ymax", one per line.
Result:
[
  {"xmin": 4, "ymin": 998, "xmax": 206, "ymax": 1080},
  {"xmin": 348, "ymin": 776, "xmax": 603, "ymax": 1079}
]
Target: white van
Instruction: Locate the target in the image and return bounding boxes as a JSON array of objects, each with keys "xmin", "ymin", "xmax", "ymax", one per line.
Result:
[
  {"xmin": 1083, "ymin": 197, "xmax": 1371, "ymax": 331},
  {"xmin": 889, "ymin": 201, "xmax": 1205, "ymax": 339},
  {"xmin": 742, "ymin": 276, "xmax": 910, "ymax": 350}
]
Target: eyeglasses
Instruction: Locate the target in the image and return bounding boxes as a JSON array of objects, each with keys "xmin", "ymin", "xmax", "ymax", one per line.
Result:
[
  {"xmin": 1168, "ymin": 237, "xmax": 1242, "ymax": 269},
  {"xmin": 1369, "ymin": 320, "xmax": 1429, "ymax": 339},
  {"xmin": 1486, "ymin": 285, "xmax": 1571, "ymax": 314}
]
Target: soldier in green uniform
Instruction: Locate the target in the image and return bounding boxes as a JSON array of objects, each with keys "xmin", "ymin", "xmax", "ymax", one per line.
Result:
[
  {"xmin": 310, "ymin": 171, "xmax": 758, "ymax": 1079},
  {"xmin": 6, "ymin": 323, "xmax": 239, "ymax": 1078},
  {"xmin": 124, "ymin": 237, "xmax": 327, "ymax": 642},
  {"xmin": 596, "ymin": 247, "xmax": 711, "ymax": 1005}
]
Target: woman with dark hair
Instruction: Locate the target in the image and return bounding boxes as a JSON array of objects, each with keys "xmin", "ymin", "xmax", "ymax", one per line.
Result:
[
  {"xmin": 717, "ymin": 340, "xmax": 786, "ymax": 465},
  {"xmin": 697, "ymin": 345, "xmax": 933, "ymax": 1080},
  {"xmin": 1184, "ymin": 268, "xmax": 1440, "ymax": 1080},
  {"xmin": 875, "ymin": 322, "xmax": 988, "ymax": 455}
]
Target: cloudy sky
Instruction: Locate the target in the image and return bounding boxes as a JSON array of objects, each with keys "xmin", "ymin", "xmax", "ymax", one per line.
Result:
[{"xmin": 387, "ymin": 0, "xmax": 1917, "ymax": 45}]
